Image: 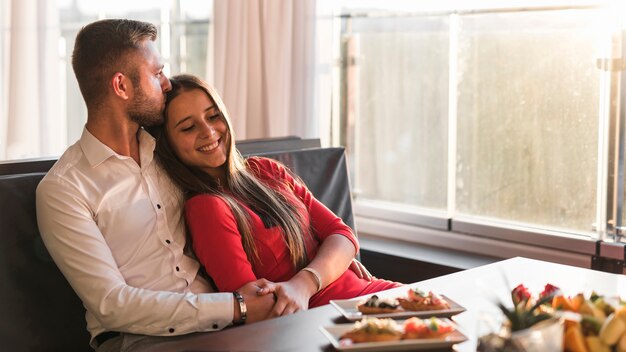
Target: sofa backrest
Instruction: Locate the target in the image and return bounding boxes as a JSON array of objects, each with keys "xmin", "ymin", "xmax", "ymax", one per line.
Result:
[
  {"xmin": 245, "ymin": 147, "xmax": 355, "ymax": 233},
  {"xmin": 0, "ymin": 144, "xmax": 355, "ymax": 351},
  {"xmin": 236, "ymin": 136, "xmax": 321, "ymax": 155},
  {"xmin": 0, "ymin": 172, "xmax": 90, "ymax": 351}
]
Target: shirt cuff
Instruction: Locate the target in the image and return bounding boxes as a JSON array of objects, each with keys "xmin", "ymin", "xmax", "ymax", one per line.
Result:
[{"xmin": 195, "ymin": 292, "xmax": 234, "ymax": 331}]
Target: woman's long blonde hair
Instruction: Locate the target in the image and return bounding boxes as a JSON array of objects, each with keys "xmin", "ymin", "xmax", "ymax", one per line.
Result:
[{"xmin": 154, "ymin": 74, "xmax": 310, "ymax": 270}]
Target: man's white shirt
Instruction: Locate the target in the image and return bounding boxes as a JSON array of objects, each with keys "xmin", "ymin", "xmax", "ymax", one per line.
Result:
[{"xmin": 36, "ymin": 127, "xmax": 233, "ymax": 346}]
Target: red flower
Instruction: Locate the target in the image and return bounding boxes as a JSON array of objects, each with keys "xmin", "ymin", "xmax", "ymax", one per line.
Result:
[
  {"xmin": 512, "ymin": 284, "xmax": 531, "ymax": 305},
  {"xmin": 539, "ymin": 283, "xmax": 560, "ymax": 298}
]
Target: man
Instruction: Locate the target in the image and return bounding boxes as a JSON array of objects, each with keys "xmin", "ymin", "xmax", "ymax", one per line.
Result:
[{"xmin": 36, "ymin": 19, "xmax": 275, "ymax": 351}]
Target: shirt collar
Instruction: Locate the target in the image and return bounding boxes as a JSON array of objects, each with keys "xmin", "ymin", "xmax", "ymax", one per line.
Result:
[
  {"xmin": 79, "ymin": 127, "xmax": 157, "ymax": 168},
  {"xmin": 138, "ymin": 128, "xmax": 157, "ymax": 168}
]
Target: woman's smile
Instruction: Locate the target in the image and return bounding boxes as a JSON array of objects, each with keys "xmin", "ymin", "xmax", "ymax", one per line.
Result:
[{"xmin": 197, "ymin": 139, "xmax": 220, "ymax": 152}]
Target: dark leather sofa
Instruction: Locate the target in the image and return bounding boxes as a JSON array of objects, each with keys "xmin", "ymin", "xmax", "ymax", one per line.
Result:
[{"xmin": 0, "ymin": 140, "xmax": 355, "ymax": 351}]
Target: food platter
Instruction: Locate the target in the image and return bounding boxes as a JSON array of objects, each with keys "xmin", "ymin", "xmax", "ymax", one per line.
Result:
[
  {"xmin": 320, "ymin": 318, "xmax": 468, "ymax": 351},
  {"xmin": 330, "ymin": 295, "xmax": 466, "ymax": 321}
]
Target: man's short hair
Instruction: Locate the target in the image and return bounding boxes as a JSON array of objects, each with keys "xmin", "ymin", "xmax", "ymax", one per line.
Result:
[{"xmin": 72, "ymin": 19, "xmax": 157, "ymax": 107}]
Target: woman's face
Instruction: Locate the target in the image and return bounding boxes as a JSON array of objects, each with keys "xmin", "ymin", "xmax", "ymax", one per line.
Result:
[{"xmin": 165, "ymin": 88, "xmax": 229, "ymax": 179}]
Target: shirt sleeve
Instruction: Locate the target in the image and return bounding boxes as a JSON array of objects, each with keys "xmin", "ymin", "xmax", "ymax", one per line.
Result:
[
  {"xmin": 185, "ymin": 195, "xmax": 258, "ymax": 292},
  {"xmin": 36, "ymin": 176, "xmax": 234, "ymax": 338},
  {"xmin": 250, "ymin": 157, "xmax": 359, "ymax": 253}
]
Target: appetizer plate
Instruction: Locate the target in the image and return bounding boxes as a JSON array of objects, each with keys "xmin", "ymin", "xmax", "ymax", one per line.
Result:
[
  {"xmin": 319, "ymin": 319, "xmax": 468, "ymax": 351},
  {"xmin": 330, "ymin": 295, "xmax": 465, "ymax": 321}
]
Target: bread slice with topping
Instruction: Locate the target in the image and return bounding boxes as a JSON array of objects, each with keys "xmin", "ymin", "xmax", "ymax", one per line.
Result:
[
  {"xmin": 357, "ymin": 295, "xmax": 401, "ymax": 314},
  {"xmin": 340, "ymin": 317, "xmax": 403, "ymax": 343},
  {"xmin": 398, "ymin": 288, "xmax": 450, "ymax": 311}
]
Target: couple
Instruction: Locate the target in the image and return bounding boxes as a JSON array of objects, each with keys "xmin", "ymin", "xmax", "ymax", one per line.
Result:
[{"xmin": 36, "ymin": 18, "xmax": 400, "ymax": 351}]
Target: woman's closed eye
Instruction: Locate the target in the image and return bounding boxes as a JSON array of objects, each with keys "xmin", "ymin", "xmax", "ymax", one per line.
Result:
[
  {"xmin": 206, "ymin": 113, "xmax": 221, "ymax": 121},
  {"xmin": 180, "ymin": 124, "xmax": 195, "ymax": 132}
]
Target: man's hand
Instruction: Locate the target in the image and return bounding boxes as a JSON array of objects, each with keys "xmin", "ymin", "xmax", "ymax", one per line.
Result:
[{"xmin": 235, "ymin": 279, "xmax": 276, "ymax": 324}]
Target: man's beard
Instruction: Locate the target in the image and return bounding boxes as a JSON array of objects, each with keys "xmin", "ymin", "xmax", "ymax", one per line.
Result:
[{"xmin": 128, "ymin": 87, "xmax": 164, "ymax": 127}]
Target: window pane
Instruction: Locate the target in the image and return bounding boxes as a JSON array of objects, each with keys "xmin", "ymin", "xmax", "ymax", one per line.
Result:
[
  {"xmin": 174, "ymin": 20, "xmax": 209, "ymax": 78},
  {"xmin": 350, "ymin": 16, "xmax": 449, "ymax": 210},
  {"xmin": 455, "ymin": 9, "xmax": 603, "ymax": 233}
]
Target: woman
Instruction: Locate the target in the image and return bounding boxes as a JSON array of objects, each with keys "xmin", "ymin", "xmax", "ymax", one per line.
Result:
[{"xmin": 155, "ymin": 74, "xmax": 402, "ymax": 317}]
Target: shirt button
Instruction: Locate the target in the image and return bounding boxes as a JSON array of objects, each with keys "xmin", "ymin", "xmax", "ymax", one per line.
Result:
[
  {"xmin": 176, "ymin": 266, "xmax": 180, "ymax": 271},
  {"xmin": 157, "ymin": 204, "xmax": 162, "ymax": 209},
  {"xmin": 212, "ymin": 323, "xmax": 219, "ymax": 329},
  {"xmin": 165, "ymin": 239, "xmax": 171, "ymax": 244},
  {"xmin": 169, "ymin": 328, "xmax": 175, "ymax": 333}
]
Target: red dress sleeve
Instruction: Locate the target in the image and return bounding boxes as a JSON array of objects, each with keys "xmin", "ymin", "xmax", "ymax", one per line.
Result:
[
  {"xmin": 247, "ymin": 157, "xmax": 360, "ymax": 254},
  {"xmin": 185, "ymin": 195, "xmax": 257, "ymax": 291}
]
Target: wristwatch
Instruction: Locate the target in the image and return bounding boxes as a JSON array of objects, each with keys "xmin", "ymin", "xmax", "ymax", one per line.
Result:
[{"xmin": 232, "ymin": 291, "xmax": 247, "ymax": 325}]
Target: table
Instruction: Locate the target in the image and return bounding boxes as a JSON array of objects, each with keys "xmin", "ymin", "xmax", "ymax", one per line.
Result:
[{"xmin": 145, "ymin": 257, "xmax": 626, "ymax": 351}]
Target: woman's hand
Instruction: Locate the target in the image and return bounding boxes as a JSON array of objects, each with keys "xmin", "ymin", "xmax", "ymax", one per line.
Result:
[
  {"xmin": 269, "ymin": 272, "xmax": 318, "ymax": 317},
  {"xmin": 349, "ymin": 259, "xmax": 373, "ymax": 281}
]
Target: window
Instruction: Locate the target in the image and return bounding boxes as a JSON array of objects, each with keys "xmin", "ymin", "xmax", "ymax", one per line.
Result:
[
  {"xmin": 343, "ymin": 15, "xmax": 449, "ymax": 211},
  {"xmin": 333, "ymin": 2, "xmax": 622, "ymax": 242},
  {"xmin": 455, "ymin": 9, "xmax": 602, "ymax": 234}
]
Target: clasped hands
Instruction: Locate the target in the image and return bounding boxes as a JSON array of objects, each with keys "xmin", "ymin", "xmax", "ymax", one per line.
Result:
[{"xmin": 236, "ymin": 259, "xmax": 373, "ymax": 324}]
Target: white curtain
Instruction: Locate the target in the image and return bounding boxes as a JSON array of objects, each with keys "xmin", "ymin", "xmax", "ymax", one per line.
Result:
[
  {"xmin": 212, "ymin": 0, "xmax": 317, "ymax": 140},
  {"xmin": 1, "ymin": 0, "xmax": 62, "ymax": 160}
]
